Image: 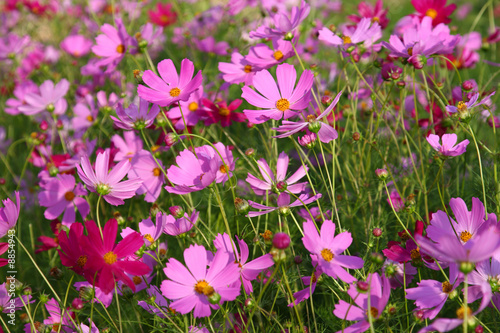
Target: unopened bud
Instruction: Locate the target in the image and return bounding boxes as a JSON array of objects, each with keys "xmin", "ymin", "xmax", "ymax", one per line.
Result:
[
  {"xmin": 375, "ymin": 168, "xmax": 389, "ymax": 180},
  {"xmin": 459, "ymin": 261, "xmax": 475, "ymax": 274},
  {"xmin": 462, "ymin": 80, "xmax": 474, "ymax": 92},
  {"xmin": 270, "ymin": 247, "xmax": 287, "ymax": 262},
  {"xmin": 272, "ymin": 232, "xmax": 290, "ymax": 249},
  {"xmin": 71, "ymin": 298, "xmax": 84, "ymax": 310},
  {"xmin": 356, "ymin": 281, "xmax": 369, "ymax": 292},
  {"xmin": 0, "ymin": 178, "xmax": 5, "ymax": 185},
  {"xmin": 234, "ymin": 197, "xmax": 250, "ymax": 215},
  {"xmin": 284, "ymin": 32, "xmax": 294, "ymax": 41},
  {"xmin": 245, "ymin": 148, "xmax": 255, "ymax": 157},
  {"xmin": 164, "ymin": 132, "xmax": 178, "ymax": 146},
  {"xmin": 294, "ymin": 255, "xmax": 302, "ymax": 264},
  {"xmin": 278, "ymin": 206, "xmax": 291, "ymax": 216},
  {"xmin": 50, "ymin": 267, "xmax": 63, "ymax": 280},
  {"xmin": 371, "ymin": 252, "xmax": 384, "ymax": 265},
  {"xmin": 46, "ymin": 103, "xmax": 55, "ymax": 112},
  {"xmin": 40, "ymin": 120, "xmax": 49, "ymax": 131},
  {"xmin": 169, "ymin": 205, "xmax": 184, "ymax": 218},
  {"xmin": 321, "ymin": 95, "xmax": 332, "ymax": 105},
  {"xmin": 150, "ymin": 203, "xmax": 160, "ymax": 217},
  {"xmin": 208, "ymin": 292, "xmax": 221, "ymax": 304},
  {"xmin": 352, "ymin": 132, "xmax": 361, "ymax": 141},
  {"xmin": 372, "ymin": 228, "xmax": 382, "ymax": 237}
]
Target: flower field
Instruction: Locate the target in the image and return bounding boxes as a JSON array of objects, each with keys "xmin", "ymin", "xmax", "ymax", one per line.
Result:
[{"xmin": 1, "ymin": 0, "xmax": 500, "ymax": 332}]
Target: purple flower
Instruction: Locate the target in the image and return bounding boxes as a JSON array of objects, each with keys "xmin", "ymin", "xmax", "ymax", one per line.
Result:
[
  {"xmin": 426, "ymin": 133, "xmax": 469, "ymax": 157},
  {"xmin": 387, "ymin": 190, "xmax": 405, "ymax": 212},
  {"xmin": 167, "ymin": 86, "xmax": 204, "ymax": 130},
  {"xmin": 162, "ymin": 210, "xmax": 199, "ymax": 236},
  {"xmin": 194, "ymin": 36, "xmax": 229, "ymax": 56},
  {"xmin": 0, "ymin": 282, "xmax": 32, "ymax": 313},
  {"xmin": 138, "ymin": 58, "xmax": 203, "ymax": 107},
  {"xmin": 60, "ymin": 34, "xmax": 93, "ymax": 57},
  {"xmin": 446, "ymin": 92, "xmax": 496, "ymax": 115},
  {"xmin": 246, "ymin": 151, "xmax": 308, "ymax": 196},
  {"xmin": 248, "ymin": 192, "xmax": 322, "ymax": 217},
  {"xmin": 249, "ymin": 0, "xmax": 310, "ymax": 39},
  {"xmin": 110, "ymin": 98, "xmax": 160, "ymax": 130},
  {"xmin": 111, "ymin": 131, "xmax": 143, "ymax": 162},
  {"xmin": 138, "ymin": 286, "xmax": 170, "ymax": 317},
  {"xmin": 273, "ymin": 91, "xmax": 342, "ymax": 143},
  {"xmin": 92, "ymin": 18, "xmax": 133, "ymax": 69},
  {"xmin": 128, "ymin": 150, "xmax": 165, "ymax": 202},
  {"xmin": 468, "ymin": 255, "xmax": 500, "ymax": 310},
  {"xmin": 241, "ymin": 63, "xmax": 314, "ymax": 124},
  {"xmin": 333, "ymin": 273, "xmax": 390, "ymax": 333},
  {"xmin": 288, "ymin": 266, "xmax": 324, "ymax": 307},
  {"xmin": 5, "ymin": 80, "xmax": 38, "ymax": 115},
  {"xmin": 0, "ymin": 191, "xmax": 20, "ymax": 238},
  {"xmin": 18, "ymin": 79, "xmax": 69, "ymax": 115},
  {"xmin": 302, "ymin": 219, "xmax": 364, "ymax": 283},
  {"xmin": 160, "ymin": 244, "xmax": 241, "ymax": 317},
  {"xmin": 38, "ymin": 174, "xmax": 89, "ymax": 227},
  {"xmin": 245, "ymin": 39, "xmax": 294, "ymax": 70},
  {"xmin": 72, "ymin": 95, "xmax": 98, "ymax": 135},
  {"xmin": 218, "ymin": 51, "xmax": 258, "ymax": 86},
  {"xmin": 76, "ymin": 150, "xmax": 142, "ymax": 206},
  {"xmin": 319, "ymin": 18, "xmax": 382, "ymax": 50},
  {"xmin": 214, "ymin": 233, "xmax": 274, "ymax": 294}
]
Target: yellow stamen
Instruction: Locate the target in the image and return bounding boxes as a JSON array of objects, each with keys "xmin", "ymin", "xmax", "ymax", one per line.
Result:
[
  {"xmin": 169, "ymin": 88, "xmax": 181, "ymax": 97},
  {"xmin": 321, "ymin": 248, "xmax": 334, "ymax": 262},
  {"xmin": 103, "ymin": 251, "xmax": 117, "ymax": 265},
  {"xmin": 276, "ymin": 98, "xmax": 290, "ymax": 112}
]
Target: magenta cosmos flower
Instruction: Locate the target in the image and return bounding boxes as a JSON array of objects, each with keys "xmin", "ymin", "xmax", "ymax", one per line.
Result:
[
  {"xmin": 82, "ymin": 219, "xmax": 151, "ymax": 294},
  {"xmin": 319, "ymin": 18, "xmax": 382, "ymax": 50},
  {"xmin": 348, "ymin": 0, "xmax": 389, "ymax": 29},
  {"xmin": 241, "ymin": 63, "xmax": 314, "ymax": 124},
  {"xmin": 445, "ymin": 92, "xmax": 496, "ymax": 116},
  {"xmin": 92, "ymin": 18, "xmax": 132, "ymax": 68},
  {"xmin": 218, "ymin": 51, "xmax": 258, "ymax": 86},
  {"xmin": 333, "ymin": 273, "xmax": 390, "ymax": 333},
  {"xmin": 128, "ymin": 150, "xmax": 165, "ymax": 202},
  {"xmin": 302, "ymin": 219, "xmax": 364, "ymax": 283},
  {"xmin": 246, "ymin": 151, "xmax": 309, "ymax": 196},
  {"xmin": 411, "ymin": 0, "xmax": 456, "ymax": 26},
  {"xmin": 248, "ymin": 192, "xmax": 321, "ymax": 217},
  {"xmin": 0, "ymin": 191, "xmax": 20, "ymax": 238},
  {"xmin": 58, "ymin": 222, "xmax": 89, "ymax": 278},
  {"xmin": 273, "ymin": 91, "xmax": 342, "ymax": 143},
  {"xmin": 110, "ymin": 98, "xmax": 160, "ymax": 130},
  {"xmin": 167, "ymin": 86, "xmax": 204, "ymax": 130},
  {"xmin": 426, "ymin": 133, "xmax": 469, "ymax": 157},
  {"xmin": 38, "ymin": 174, "xmax": 90, "ymax": 226},
  {"xmin": 76, "ymin": 150, "xmax": 142, "ymax": 206},
  {"xmin": 18, "ymin": 79, "xmax": 69, "ymax": 116},
  {"xmin": 161, "ymin": 210, "xmax": 199, "ymax": 236},
  {"xmin": 161, "ymin": 244, "xmax": 241, "ymax": 317},
  {"xmin": 213, "ymin": 233, "xmax": 275, "ymax": 294},
  {"xmin": 200, "ymin": 98, "xmax": 246, "ymax": 127},
  {"xmin": 138, "ymin": 58, "xmax": 203, "ymax": 107},
  {"xmin": 60, "ymin": 34, "xmax": 93, "ymax": 57}
]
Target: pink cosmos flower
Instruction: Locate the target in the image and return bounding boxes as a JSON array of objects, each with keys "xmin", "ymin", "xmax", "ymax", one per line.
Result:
[
  {"xmin": 0, "ymin": 282, "xmax": 32, "ymax": 313},
  {"xmin": 0, "ymin": 243, "xmax": 8, "ymax": 267},
  {"xmin": 138, "ymin": 58, "xmax": 203, "ymax": 107},
  {"xmin": 74, "ymin": 281, "xmax": 114, "ymax": 308},
  {"xmin": 411, "ymin": 0, "xmax": 456, "ymax": 26},
  {"xmin": 138, "ymin": 286, "xmax": 170, "ymax": 317},
  {"xmin": 128, "ymin": 150, "xmax": 165, "ymax": 202},
  {"xmin": 38, "ymin": 174, "xmax": 90, "ymax": 226},
  {"xmin": 167, "ymin": 86, "xmax": 204, "ymax": 130},
  {"xmin": 426, "ymin": 133, "xmax": 469, "ymax": 157},
  {"xmin": 248, "ymin": 192, "xmax": 322, "ymax": 217},
  {"xmin": 333, "ymin": 273, "xmax": 390, "ymax": 333},
  {"xmin": 383, "ymin": 259, "xmax": 417, "ymax": 289},
  {"xmin": 347, "ymin": 0, "xmax": 389, "ymax": 29},
  {"xmin": 148, "ymin": 2, "xmax": 177, "ymax": 27},
  {"xmin": 213, "ymin": 233, "xmax": 275, "ymax": 294},
  {"xmin": 382, "ymin": 16, "xmax": 459, "ymax": 67},
  {"xmin": 468, "ymin": 255, "xmax": 500, "ymax": 310},
  {"xmin": 241, "ymin": 63, "xmax": 313, "ymax": 124},
  {"xmin": 445, "ymin": 92, "xmax": 496, "ymax": 115},
  {"xmin": 161, "ymin": 244, "xmax": 241, "ymax": 317},
  {"xmin": 60, "ymin": 34, "xmax": 93, "ymax": 57},
  {"xmin": 246, "ymin": 151, "xmax": 309, "ymax": 196},
  {"xmin": 387, "ymin": 190, "xmax": 405, "ymax": 212},
  {"xmin": 245, "ymin": 39, "xmax": 294, "ymax": 70},
  {"xmin": 200, "ymin": 98, "xmax": 246, "ymax": 127},
  {"xmin": 5, "ymin": 80, "xmax": 38, "ymax": 115},
  {"xmin": 218, "ymin": 51, "xmax": 258, "ymax": 86},
  {"xmin": 111, "ymin": 131, "xmax": 143, "ymax": 162},
  {"xmin": 110, "ymin": 98, "xmax": 160, "ymax": 130},
  {"xmin": 194, "ymin": 36, "xmax": 229, "ymax": 56},
  {"xmin": 302, "ymin": 219, "xmax": 364, "ymax": 283},
  {"xmin": 43, "ymin": 298, "xmax": 75, "ymax": 332},
  {"xmin": 18, "ymin": 79, "xmax": 69, "ymax": 115},
  {"xmin": 249, "ymin": 0, "xmax": 310, "ymax": 40},
  {"xmin": 72, "ymin": 95, "xmax": 98, "ymax": 135},
  {"xmin": 273, "ymin": 91, "xmax": 341, "ymax": 143},
  {"xmin": 161, "ymin": 210, "xmax": 199, "ymax": 236},
  {"xmin": 82, "ymin": 219, "xmax": 151, "ymax": 294},
  {"xmin": 92, "ymin": 18, "xmax": 132, "ymax": 68},
  {"xmin": 76, "ymin": 150, "xmax": 142, "ymax": 206},
  {"xmin": 288, "ymin": 266, "xmax": 324, "ymax": 307},
  {"xmin": 319, "ymin": 18, "xmax": 382, "ymax": 50},
  {"xmin": 0, "ymin": 191, "xmax": 20, "ymax": 238},
  {"xmin": 58, "ymin": 222, "xmax": 90, "ymax": 278}
]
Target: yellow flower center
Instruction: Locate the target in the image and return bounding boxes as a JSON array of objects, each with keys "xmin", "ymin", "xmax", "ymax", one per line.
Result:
[
  {"xmin": 410, "ymin": 248, "xmax": 421, "ymax": 260},
  {"xmin": 306, "ymin": 114, "xmax": 316, "ymax": 122},
  {"xmin": 367, "ymin": 306, "xmax": 378, "ymax": 318},
  {"xmin": 188, "ymin": 102, "xmax": 198, "ymax": 112},
  {"xmin": 218, "ymin": 107, "xmax": 230, "ymax": 116},
  {"xmin": 260, "ymin": 230, "xmax": 273, "ymax": 241},
  {"xmin": 144, "ymin": 234, "xmax": 155, "ymax": 243},
  {"xmin": 343, "ymin": 36, "xmax": 352, "ymax": 44},
  {"xmin": 442, "ymin": 281, "xmax": 453, "ymax": 293},
  {"xmin": 273, "ymin": 50, "xmax": 284, "ymax": 61},
  {"xmin": 153, "ymin": 168, "xmax": 161, "ymax": 177},
  {"xmin": 86, "ymin": 115, "xmax": 94, "ymax": 122},
  {"xmin": 321, "ymin": 248, "xmax": 334, "ymax": 262},
  {"xmin": 460, "ymin": 231, "xmax": 472, "ymax": 243},
  {"xmin": 456, "ymin": 306, "xmax": 472, "ymax": 320},
  {"xmin": 457, "ymin": 101, "xmax": 467, "ymax": 112},
  {"xmin": 76, "ymin": 255, "xmax": 87, "ymax": 267},
  {"xmin": 170, "ymin": 88, "xmax": 181, "ymax": 97},
  {"xmin": 372, "ymin": 17, "xmax": 380, "ymax": 23},
  {"xmin": 407, "ymin": 47, "xmax": 413, "ymax": 56},
  {"xmin": 133, "ymin": 276, "xmax": 142, "ymax": 285},
  {"xmin": 276, "ymin": 98, "xmax": 290, "ymax": 112},
  {"xmin": 103, "ymin": 251, "xmax": 117, "ymax": 265},
  {"xmin": 425, "ymin": 8, "xmax": 438, "ymax": 19},
  {"xmin": 219, "ymin": 165, "xmax": 228, "ymax": 173},
  {"xmin": 116, "ymin": 44, "xmax": 125, "ymax": 54},
  {"xmin": 244, "ymin": 65, "xmax": 252, "ymax": 73},
  {"xmin": 194, "ymin": 280, "xmax": 215, "ymax": 296},
  {"xmin": 64, "ymin": 191, "xmax": 75, "ymax": 201}
]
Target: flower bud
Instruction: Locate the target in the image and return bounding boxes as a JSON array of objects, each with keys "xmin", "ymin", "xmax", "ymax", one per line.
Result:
[
  {"xmin": 50, "ymin": 267, "xmax": 64, "ymax": 280},
  {"xmin": 234, "ymin": 197, "xmax": 250, "ymax": 215},
  {"xmin": 414, "ymin": 310, "xmax": 425, "ymax": 321},
  {"xmin": 46, "ymin": 103, "xmax": 55, "ymax": 113},
  {"xmin": 208, "ymin": 292, "xmax": 221, "ymax": 304},
  {"xmin": 164, "ymin": 132, "xmax": 178, "ymax": 147},
  {"xmin": 321, "ymin": 95, "xmax": 332, "ymax": 105},
  {"xmin": 40, "ymin": 120, "xmax": 49, "ymax": 131},
  {"xmin": 372, "ymin": 228, "xmax": 382, "ymax": 237},
  {"xmin": 56, "ymin": 119, "xmax": 64, "ymax": 130},
  {"xmin": 150, "ymin": 203, "xmax": 160, "ymax": 217},
  {"xmin": 278, "ymin": 206, "xmax": 291, "ymax": 216},
  {"xmin": 375, "ymin": 168, "xmax": 389, "ymax": 180},
  {"xmin": 244, "ymin": 298, "xmax": 255, "ymax": 309},
  {"xmin": 371, "ymin": 252, "xmax": 384, "ymax": 265},
  {"xmin": 298, "ymin": 132, "xmax": 317, "ymax": 149},
  {"xmin": 22, "ymin": 286, "xmax": 32, "ymax": 295},
  {"xmin": 79, "ymin": 287, "xmax": 94, "ymax": 301},
  {"xmin": 294, "ymin": 255, "xmax": 302, "ymax": 264},
  {"xmin": 270, "ymin": 247, "xmax": 287, "ymax": 262},
  {"xmin": 245, "ymin": 148, "xmax": 255, "ymax": 157},
  {"xmin": 459, "ymin": 261, "xmax": 475, "ymax": 274},
  {"xmin": 352, "ymin": 132, "xmax": 361, "ymax": 141},
  {"xmin": 475, "ymin": 325, "xmax": 484, "ymax": 333},
  {"xmin": 138, "ymin": 40, "xmax": 148, "ymax": 50},
  {"xmin": 272, "ymin": 232, "xmax": 290, "ymax": 249},
  {"xmin": 0, "ymin": 178, "xmax": 5, "ymax": 185},
  {"xmin": 462, "ymin": 80, "xmax": 474, "ymax": 92},
  {"xmin": 71, "ymin": 298, "xmax": 84, "ymax": 310},
  {"xmin": 307, "ymin": 119, "xmax": 321, "ymax": 133},
  {"xmin": 39, "ymin": 293, "xmax": 50, "ymax": 304},
  {"xmin": 356, "ymin": 281, "xmax": 369, "ymax": 292},
  {"xmin": 169, "ymin": 205, "xmax": 184, "ymax": 218},
  {"xmin": 284, "ymin": 32, "xmax": 294, "ymax": 41}
]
